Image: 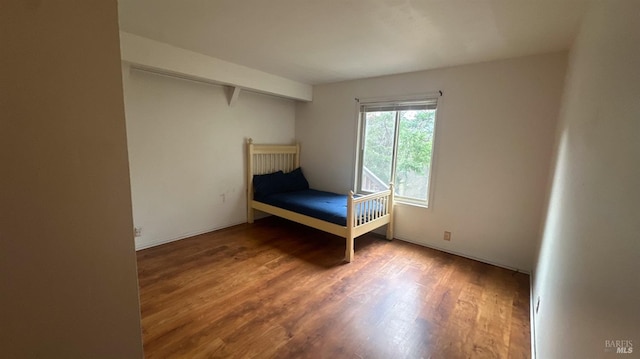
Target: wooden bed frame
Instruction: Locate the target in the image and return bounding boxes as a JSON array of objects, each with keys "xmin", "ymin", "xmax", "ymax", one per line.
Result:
[{"xmin": 246, "ymin": 138, "xmax": 394, "ymax": 262}]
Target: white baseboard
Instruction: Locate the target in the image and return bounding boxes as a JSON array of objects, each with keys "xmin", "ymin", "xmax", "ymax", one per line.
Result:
[
  {"xmin": 135, "ymin": 220, "xmax": 247, "ymax": 251},
  {"xmin": 393, "ymin": 235, "xmax": 530, "ymax": 274}
]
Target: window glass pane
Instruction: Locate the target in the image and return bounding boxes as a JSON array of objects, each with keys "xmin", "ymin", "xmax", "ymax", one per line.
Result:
[
  {"xmin": 358, "ymin": 98, "xmax": 438, "ymax": 206},
  {"xmin": 395, "ymin": 109, "xmax": 436, "ymax": 201},
  {"xmin": 361, "ymin": 111, "xmax": 394, "ymax": 192}
]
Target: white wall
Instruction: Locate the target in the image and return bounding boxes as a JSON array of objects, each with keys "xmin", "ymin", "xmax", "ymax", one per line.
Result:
[
  {"xmin": 0, "ymin": 1, "xmax": 143, "ymax": 357},
  {"xmin": 123, "ymin": 69, "xmax": 295, "ymax": 249},
  {"xmin": 532, "ymin": 1, "xmax": 640, "ymax": 358},
  {"xmin": 296, "ymin": 53, "xmax": 567, "ymax": 271}
]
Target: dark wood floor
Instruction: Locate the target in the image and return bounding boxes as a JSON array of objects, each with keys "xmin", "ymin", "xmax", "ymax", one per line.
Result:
[{"xmin": 137, "ymin": 217, "xmax": 531, "ymax": 359}]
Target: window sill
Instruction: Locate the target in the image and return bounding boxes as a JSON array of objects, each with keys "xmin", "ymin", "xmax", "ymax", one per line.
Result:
[
  {"xmin": 394, "ymin": 199, "xmax": 430, "ymax": 209},
  {"xmin": 357, "ymin": 192, "xmax": 430, "ymax": 209}
]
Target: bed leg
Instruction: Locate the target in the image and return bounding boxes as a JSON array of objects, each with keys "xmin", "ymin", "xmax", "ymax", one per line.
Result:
[
  {"xmin": 385, "ymin": 224, "xmax": 393, "ymax": 241},
  {"xmin": 247, "ymin": 208, "xmax": 254, "ymax": 224},
  {"xmin": 386, "ymin": 183, "xmax": 394, "ymax": 241},
  {"xmin": 345, "ymin": 235, "xmax": 354, "ymax": 263},
  {"xmin": 345, "ymin": 190, "xmax": 355, "ymax": 262}
]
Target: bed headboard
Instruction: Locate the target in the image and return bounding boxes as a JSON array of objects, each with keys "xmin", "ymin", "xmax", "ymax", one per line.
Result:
[
  {"xmin": 246, "ymin": 138, "xmax": 300, "ymax": 217},
  {"xmin": 246, "ymin": 138, "xmax": 300, "ymax": 176}
]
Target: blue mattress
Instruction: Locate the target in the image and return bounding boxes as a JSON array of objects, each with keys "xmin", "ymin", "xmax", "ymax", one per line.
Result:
[{"xmin": 255, "ymin": 189, "xmax": 349, "ymax": 226}]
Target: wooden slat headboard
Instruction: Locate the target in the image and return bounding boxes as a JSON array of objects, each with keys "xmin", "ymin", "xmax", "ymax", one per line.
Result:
[{"xmin": 246, "ymin": 138, "xmax": 300, "ymax": 220}]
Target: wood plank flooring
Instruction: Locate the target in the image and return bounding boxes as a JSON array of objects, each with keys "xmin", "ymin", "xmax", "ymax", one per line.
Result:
[{"xmin": 137, "ymin": 217, "xmax": 531, "ymax": 359}]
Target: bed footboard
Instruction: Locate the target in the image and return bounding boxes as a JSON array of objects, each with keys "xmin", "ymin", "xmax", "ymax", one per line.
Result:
[{"xmin": 345, "ymin": 184, "xmax": 394, "ymax": 262}]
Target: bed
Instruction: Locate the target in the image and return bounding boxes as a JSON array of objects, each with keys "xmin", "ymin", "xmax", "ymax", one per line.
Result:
[{"xmin": 246, "ymin": 138, "xmax": 394, "ymax": 262}]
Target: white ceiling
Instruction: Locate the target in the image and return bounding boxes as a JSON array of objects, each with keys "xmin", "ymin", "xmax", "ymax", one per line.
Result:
[{"xmin": 118, "ymin": 0, "xmax": 590, "ymax": 85}]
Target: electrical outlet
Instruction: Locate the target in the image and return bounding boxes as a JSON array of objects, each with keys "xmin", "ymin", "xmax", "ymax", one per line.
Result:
[
  {"xmin": 134, "ymin": 226, "xmax": 143, "ymax": 237},
  {"xmin": 444, "ymin": 231, "xmax": 451, "ymax": 241}
]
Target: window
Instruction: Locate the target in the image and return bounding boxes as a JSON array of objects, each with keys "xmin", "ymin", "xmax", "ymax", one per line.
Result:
[{"xmin": 356, "ymin": 97, "xmax": 438, "ymax": 206}]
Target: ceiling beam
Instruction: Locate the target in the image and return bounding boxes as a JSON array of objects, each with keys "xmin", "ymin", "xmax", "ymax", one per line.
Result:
[{"xmin": 119, "ymin": 32, "xmax": 312, "ymax": 102}]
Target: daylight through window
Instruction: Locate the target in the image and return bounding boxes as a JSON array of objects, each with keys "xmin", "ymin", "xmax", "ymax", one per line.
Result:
[{"xmin": 357, "ymin": 98, "xmax": 438, "ymax": 206}]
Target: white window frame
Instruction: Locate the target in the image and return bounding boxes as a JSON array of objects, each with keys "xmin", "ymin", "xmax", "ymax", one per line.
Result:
[{"xmin": 354, "ymin": 93, "xmax": 440, "ymax": 207}]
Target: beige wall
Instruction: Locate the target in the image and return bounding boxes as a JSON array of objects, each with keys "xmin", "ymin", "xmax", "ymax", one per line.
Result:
[
  {"xmin": 123, "ymin": 69, "xmax": 295, "ymax": 249},
  {"xmin": 296, "ymin": 53, "xmax": 566, "ymax": 271},
  {"xmin": 0, "ymin": 1, "xmax": 143, "ymax": 357},
  {"xmin": 533, "ymin": 1, "xmax": 640, "ymax": 357}
]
